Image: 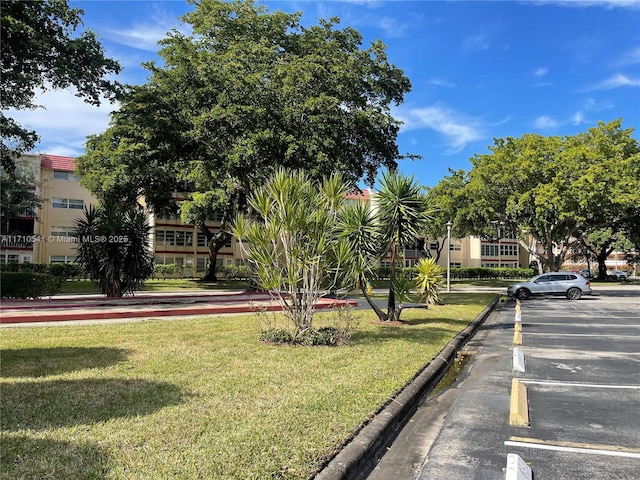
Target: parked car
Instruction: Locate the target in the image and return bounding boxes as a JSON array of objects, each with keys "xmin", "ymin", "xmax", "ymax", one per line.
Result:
[
  {"xmin": 507, "ymin": 272, "xmax": 592, "ymax": 300},
  {"xmin": 579, "ymin": 269, "xmax": 593, "ymax": 279},
  {"xmin": 607, "ymin": 270, "xmax": 628, "ymax": 280}
]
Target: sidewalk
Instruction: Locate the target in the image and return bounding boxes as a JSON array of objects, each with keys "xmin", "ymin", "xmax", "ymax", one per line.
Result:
[{"xmin": 0, "ymin": 291, "xmax": 357, "ymax": 325}]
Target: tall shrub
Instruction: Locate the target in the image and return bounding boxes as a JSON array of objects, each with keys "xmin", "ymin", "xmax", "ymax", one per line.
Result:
[
  {"xmin": 231, "ymin": 169, "xmax": 351, "ymax": 338},
  {"xmin": 74, "ymin": 200, "xmax": 154, "ymax": 297}
]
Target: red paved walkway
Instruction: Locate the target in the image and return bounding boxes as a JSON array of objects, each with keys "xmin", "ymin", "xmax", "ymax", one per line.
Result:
[{"xmin": 0, "ymin": 291, "xmax": 357, "ymax": 324}]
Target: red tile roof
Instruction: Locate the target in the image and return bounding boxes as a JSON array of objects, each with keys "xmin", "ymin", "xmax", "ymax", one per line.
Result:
[
  {"xmin": 345, "ymin": 188, "xmax": 371, "ymax": 200},
  {"xmin": 41, "ymin": 154, "xmax": 76, "ymax": 171}
]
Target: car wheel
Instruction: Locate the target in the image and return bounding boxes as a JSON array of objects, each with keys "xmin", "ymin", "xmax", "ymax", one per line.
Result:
[
  {"xmin": 516, "ymin": 288, "xmax": 530, "ymax": 300},
  {"xmin": 566, "ymin": 287, "xmax": 582, "ymax": 300}
]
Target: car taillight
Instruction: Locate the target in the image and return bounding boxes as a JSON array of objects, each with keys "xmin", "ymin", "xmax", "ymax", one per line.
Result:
[{"xmin": 586, "ymin": 281, "xmax": 590, "ymax": 286}]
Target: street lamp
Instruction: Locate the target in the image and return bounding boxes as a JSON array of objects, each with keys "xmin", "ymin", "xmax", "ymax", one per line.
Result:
[{"xmin": 446, "ymin": 221, "xmax": 452, "ymax": 293}]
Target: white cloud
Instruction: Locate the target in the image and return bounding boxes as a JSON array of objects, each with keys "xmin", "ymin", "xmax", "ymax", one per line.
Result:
[
  {"xmin": 5, "ymin": 88, "xmax": 116, "ymax": 156},
  {"xmin": 105, "ymin": 5, "xmax": 190, "ymax": 52},
  {"xmin": 378, "ymin": 16, "xmax": 409, "ymax": 38},
  {"xmin": 529, "ymin": 0, "xmax": 640, "ymax": 9},
  {"xmin": 429, "ymin": 78, "xmax": 455, "ymax": 88},
  {"xmin": 462, "ymin": 33, "xmax": 491, "ymax": 53},
  {"xmin": 585, "ymin": 73, "xmax": 640, "ymax": 90},
  {"xmin": 534, "ymin": 67, "xmax": 548, "ymax": 77},
  {"xmin": 611, "ymin": 47, "xmax": 640, "ymax": 67},
  {"xmin": 395, "ymin": 105, "xmax": 484, "ymax": 152},
  {"xmin": 533, "ymin": 115, "xmax": 560, "ymax": 129},
  {"xmin": 572, "ymin": 112, "xmax": 586, "ymax": 125}
]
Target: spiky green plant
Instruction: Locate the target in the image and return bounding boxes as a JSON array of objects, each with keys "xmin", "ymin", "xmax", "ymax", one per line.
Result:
[{"xmin": 415, "ymin": 257, "xmax": 444, "ymax": 305}]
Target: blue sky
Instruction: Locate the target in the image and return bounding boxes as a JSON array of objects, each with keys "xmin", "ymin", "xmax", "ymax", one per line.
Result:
[{"xmin": 10, "ymin": 0, "xmax": 640, "ymax": 187}]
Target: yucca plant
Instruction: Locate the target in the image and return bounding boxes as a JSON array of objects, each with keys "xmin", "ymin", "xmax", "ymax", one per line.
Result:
[
  {"xmin": 231, "ymin": 169, "xmax": 351, "ymax": 338},
  {"xmin": 415, "ymin": 257, "xmax": 444, "ymax": 305}
]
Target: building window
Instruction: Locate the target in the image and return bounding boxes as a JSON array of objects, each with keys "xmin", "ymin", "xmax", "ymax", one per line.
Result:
[
  {"xmin": 429, "ymin": 243, "xmax": 438, "ymax": 250},
  {"xmin": 52, "ymin": 198, "xmax": 84, "ymax": 209},
  {"xmin": 500, "ymin": 244, "xmax": 518, "ymax": 257},
  {"xmin": 51, "ymin": 226, "xmax": 74, "ymax": 237},
  {"xmin": 450, "ymin": 243, "xmax": 461, "ymax": 251},
  {"xmin": 197, "ymin": 233, "xmax": 208, "ymax": 247},
  {"xmin": 481, "ymin": 244, "xmax": 499, "ymax": 257},
  {"xmin": 50, "ymin": 255, "xmax": 76, "ymax": 263},
  {"xmin": 196, "ymin": 257, "xmax": 207, "ymax": 272},
  {"xmin": 53, "ymin": 170, "xmax": 80, "ymax": 181}
]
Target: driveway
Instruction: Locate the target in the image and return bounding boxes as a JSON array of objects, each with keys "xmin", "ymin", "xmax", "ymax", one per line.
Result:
[{"xmin": 369, "ymin": 285, "xmax": 640, "ymax": 480}]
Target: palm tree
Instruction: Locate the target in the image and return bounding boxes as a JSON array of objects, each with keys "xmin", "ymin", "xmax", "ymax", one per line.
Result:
[
  {"xmin": 376, "ymin": 170, "xmax": 433, "ymax": 321},
  {"xmin": 74, "ymin": 200, "xmax": 154, "ymax": 297},
  {"xmin": 339, "ymin": 199, "xmax": 389, "ymax": 321}
]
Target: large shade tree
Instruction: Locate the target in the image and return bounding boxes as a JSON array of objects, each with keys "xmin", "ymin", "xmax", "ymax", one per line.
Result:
[
  {"xmin": 1, "ymin": 0, "xmax": 121, "ymax": 171},
  {"xmin": 431, "ymin": 119, "xmax": 640, "ymax": 273},
  {"xmin": 76, "ymin": 0, "xmax": 414, "ymax": 281}
]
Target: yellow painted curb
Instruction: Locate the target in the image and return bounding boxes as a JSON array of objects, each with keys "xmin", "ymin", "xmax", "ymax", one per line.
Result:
[
  {"xmin": 509, "ymin": 378, "xmax": 530, "ymax": 427},
  {"xmin": 514, "ymin": 321, "xmax": 522, "ymax": 332},
  {"xmin": 513, "ymin": 330, "xmax": 523, "ymax": 345}
]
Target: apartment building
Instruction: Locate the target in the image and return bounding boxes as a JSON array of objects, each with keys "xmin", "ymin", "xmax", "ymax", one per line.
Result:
[
  {"xmin": 2, "ymin": 153, "xmax": 530, "ymax": 273},
  {"xmin": 1, "ymin": 153, "xmax": 98, "ymax": 264}
]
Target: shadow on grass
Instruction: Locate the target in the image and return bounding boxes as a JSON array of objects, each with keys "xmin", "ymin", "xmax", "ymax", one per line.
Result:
[
  {"xmin": 353, "ymin": 325, "xmax": 464, "ymax": 347},
  {"xmin": 1, "ymin": 378, "xmax": 184, "ymax": 432},
  {"xmin": 0, "ymin": 347, "xmax": 131, "ymax": 378},
  {"xmin": 0, "ymin": 435, "xmax": 110, "ymax": 480}
]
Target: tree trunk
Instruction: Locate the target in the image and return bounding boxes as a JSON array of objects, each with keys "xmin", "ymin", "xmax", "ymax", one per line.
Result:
[
  {"xmin": 595, "ymin": 245, "xmax": 615, "ymax": 281},
  {"xmin": 200, "ymin": 224, "xmax": 230, "ymax": 282},
  {"xmin": 387, "ymin": 240, "xmax": 396, "ymax": 321},
  {"xmin": 359, "ymin": 279, "xmax": 388, "ymax": 321}
]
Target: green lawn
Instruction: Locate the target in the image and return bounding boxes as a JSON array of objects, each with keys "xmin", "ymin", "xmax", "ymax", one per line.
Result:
[
  {"xmin": 0, "ymin": 293, "xmax": 496, "ymax": 480},
  {"xmin": 59, "ymin": 278, "xmax": 249, "ymax": 294}
]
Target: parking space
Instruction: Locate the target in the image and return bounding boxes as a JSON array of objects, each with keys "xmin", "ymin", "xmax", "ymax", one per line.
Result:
[
  {"xmin": 414, "ymin": 286, "xmax": 640, "ymax": 480},
  {"xmin": 505, "ymin": 289, "xmax": 640, "ymax": 478}
]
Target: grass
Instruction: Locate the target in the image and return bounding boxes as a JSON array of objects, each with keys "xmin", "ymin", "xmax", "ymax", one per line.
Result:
[
  {"xmin": 59, "ymin": 278, "xmax": 249, "ymax": 294},
  {"xmin": 0, "ymin": 292, "xmax": 496, "ymax": 480}
]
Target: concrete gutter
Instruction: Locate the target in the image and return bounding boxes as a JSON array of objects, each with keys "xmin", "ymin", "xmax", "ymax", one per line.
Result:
[{"xmin": 314, "ymin": 295, "xmax": 502, "ymax": 480}]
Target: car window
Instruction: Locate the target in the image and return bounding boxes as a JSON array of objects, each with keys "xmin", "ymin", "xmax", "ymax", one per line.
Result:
[
  {"xmin": 536, "ymin": 275, "xmax": 551, "ymax": 282},
  {"xmin": 549, "ymin": 274, "xmax": 568, "ymax": 281},
  {"xmin": 567, "ymin": 274, "xmax": 577, "ymax": 280}
]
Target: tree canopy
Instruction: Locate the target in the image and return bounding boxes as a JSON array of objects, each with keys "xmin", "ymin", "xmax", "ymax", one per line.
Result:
[
  {"xmin": 0, "ymin": 0, "xmax": 121, "ymax": 171},
  {"xmin": 429, "ymin": 119, "xmax": 640, "ymax": 273},
  {"xmin": 76, "ymin": 0, "xmax": 414, "ymax": 280}
]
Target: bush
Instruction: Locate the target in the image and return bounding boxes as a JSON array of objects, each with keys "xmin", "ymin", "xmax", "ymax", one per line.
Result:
[
  {"xmin": 0, "ymin": 272, "xmax": 62, "ymax": 299},
  {"xmin": 221, "ymin": 264, "xmax": 251, "ymax": 280},
  {"xmin": 260, "ymin": 328, "xmax": 294, "ymax": 344},
  {"xmin": 154, "ymin": 263, "xmax": 186, "ymax": 279},
  {"xmin": 450, "ymin": 267, "xmax": 534, "ymax": 280},
  {"xmin": 0, "ymin": 263, "xmax": 82, "ymax": 280}
]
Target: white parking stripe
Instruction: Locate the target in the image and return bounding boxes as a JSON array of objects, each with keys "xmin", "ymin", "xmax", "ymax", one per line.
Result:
[
  {"xmin": 505, "ymin": 439, "xmax": 640, "ymax": 459},
  {"xmin": 520, "ymin": 379, "xmax": 640, "ymax": 389},
  {"xmin": 524, "ymin": 333, "xmax": 635, "ymax": 337}
]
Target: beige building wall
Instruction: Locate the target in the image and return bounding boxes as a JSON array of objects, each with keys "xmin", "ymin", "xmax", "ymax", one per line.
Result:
[
  {"xmin": 4, "ymin": 154, "xmax": 536, "ymax": 274},
  {"xmin": 34, "ymin": 155, "xmax": 98, "ymax": 263}
]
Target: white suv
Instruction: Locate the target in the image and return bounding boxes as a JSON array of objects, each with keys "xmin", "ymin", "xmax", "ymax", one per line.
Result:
[{"xmin": 507, "ymin": 272, "xmax": 592, "ymax": 300}]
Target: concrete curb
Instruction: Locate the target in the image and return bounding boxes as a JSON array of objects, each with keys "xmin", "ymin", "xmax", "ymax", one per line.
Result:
[{"xmin": 314, "ymin": 295, "xmax": 501, "ymax": 480}]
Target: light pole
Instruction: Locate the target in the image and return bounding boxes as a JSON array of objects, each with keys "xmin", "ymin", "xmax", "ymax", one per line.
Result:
[{"xmin": 446, "ymin": 221, "xmax": 452, "ymax": 293}]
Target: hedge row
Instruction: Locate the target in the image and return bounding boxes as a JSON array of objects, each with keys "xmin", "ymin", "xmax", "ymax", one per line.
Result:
[
  {"xmin": 1, "ymin": 272, "xmax": 62, "ymax": 299},
  {"xmin": 1, "ymin": 262, "xmax": 83, "ymax": 279},
  {"xmin": 372, "ymin": 266, "xmax": 534, "ymax": 280},
  {"xmin": 450, "ymin": 267, "xmax": 535, "ymax": 280}
]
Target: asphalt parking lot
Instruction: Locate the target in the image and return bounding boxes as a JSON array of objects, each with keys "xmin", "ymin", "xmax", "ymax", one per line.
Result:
[{"xmin": 370, "ymin": 286, "xmax": 640, "ymax": 480}]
